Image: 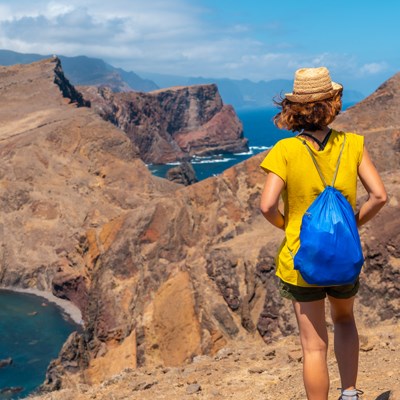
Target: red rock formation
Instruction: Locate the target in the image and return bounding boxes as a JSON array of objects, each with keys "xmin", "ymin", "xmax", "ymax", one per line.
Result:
[{"xmin": 79, "ymin": 84, "xmax": 248, "ymax": 164}]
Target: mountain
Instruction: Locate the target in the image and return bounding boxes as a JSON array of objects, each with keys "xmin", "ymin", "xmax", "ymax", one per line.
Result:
[
  {"xmin": 0, "ymin": 49, "xmax": 364, "ymax": 109},
  {"xmin": 16, "ymin": 64, "xmax": 400, "ymax": 400},
  {"xmin": 0, "ymin": 58, "xmax": 398, "ymax": 399},
  {"xmin": 0, "ymin": 49, "xmax": 158, "ymax": 92},
  {"xmin": 138, "ymin": 72, "xmax": 365, "ymax": 109}
]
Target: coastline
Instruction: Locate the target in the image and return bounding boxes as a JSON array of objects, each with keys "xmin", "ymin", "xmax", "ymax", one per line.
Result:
[{"xmin": 0, "ymin": 286, "xmax": 83, "ymax": 326}]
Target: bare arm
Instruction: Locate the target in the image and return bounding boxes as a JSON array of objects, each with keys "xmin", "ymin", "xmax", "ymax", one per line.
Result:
[
  {"xmin": 260, "ymin": 172, "xmax": 285, "ymax": 230},
  {"xmin": 356, "ymin": 147, "xmax": 387, "ymax": 227}
]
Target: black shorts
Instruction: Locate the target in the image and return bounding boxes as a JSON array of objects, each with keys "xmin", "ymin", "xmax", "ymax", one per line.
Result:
[{"xmin": 279, "ymin": 278, "xmax": 359, "ymax": 302}]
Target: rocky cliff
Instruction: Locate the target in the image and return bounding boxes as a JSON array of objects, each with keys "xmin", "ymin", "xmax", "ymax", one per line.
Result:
[
  {"xmin": 0, "ymin": 59, "xmax": 399, "ymax": 399},
  {"xmin": 0, "ymin": 57, "xmax": 181, "ymax": 387},
  {"xmin": 79, "ymin": 84, "xmax": 248, "ymax": 164},
  {"xmin": 0, "ymin": 58, "xmax": 275, "ymax": 392}
]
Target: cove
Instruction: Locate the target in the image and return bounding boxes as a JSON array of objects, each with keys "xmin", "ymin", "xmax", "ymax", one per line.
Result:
[
  {"xmin": 0, "ymin": 289, "xmax": 80, "ymax": 399},
  {"xmin": 148, "ymin": 103, "xmax": 356, "ymax": 181}
]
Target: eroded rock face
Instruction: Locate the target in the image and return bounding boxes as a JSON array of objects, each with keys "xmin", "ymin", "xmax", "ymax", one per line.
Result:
[
  {"xmin": 0, "ymin": 58, "xmax": 187, "ymax": 386},
  {"xmin": 79, "ymin": 84, "xmax": 248, "ymax": 164}
]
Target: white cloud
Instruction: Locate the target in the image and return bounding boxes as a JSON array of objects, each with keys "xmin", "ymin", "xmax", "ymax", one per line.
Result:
[
  {"xmin": 0, "ymin": 0, "xmax": 393, "ymax": 88},
  {"xmin": 360, "ymin": 62, "xmax": 388, "ymax": 75},
  {"xmin": 46, "ymin": 2, "xmax": 74, "ymax": 18},
  {"xmin": 0, "ymin": 1, "xmax": 202, "ymax": 56},
  {"xmin": 231, "ymin": 24, "xmax": 250, "ymax": 33},
  {"xmin": 0, "ymin": 4, "xmax": 12, "ymax": 20}
]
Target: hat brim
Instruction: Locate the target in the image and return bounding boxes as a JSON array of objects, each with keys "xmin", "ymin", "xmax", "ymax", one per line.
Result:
[{"xmin": 285, "ymin": 82, "xmax": 343, "ymax": 103}]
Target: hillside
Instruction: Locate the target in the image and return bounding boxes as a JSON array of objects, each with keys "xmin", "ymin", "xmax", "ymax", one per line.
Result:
[
  {"xmin": 0, "ymin": 59, "xmax": 398, "ymax": 399},
  {"xmin": 333, "ymin": 72, "xmax": 400, "ymax": 173}
]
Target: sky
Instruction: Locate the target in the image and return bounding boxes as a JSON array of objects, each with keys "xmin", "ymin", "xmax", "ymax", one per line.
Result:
[{"xmin": 0, "ymin": 0, "xmax": 399, "ymax": 95}]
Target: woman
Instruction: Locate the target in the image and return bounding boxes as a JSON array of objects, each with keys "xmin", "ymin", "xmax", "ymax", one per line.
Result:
[{"xmin": 259, "ymin": 67, "xmax": 387, "ymax": 400}]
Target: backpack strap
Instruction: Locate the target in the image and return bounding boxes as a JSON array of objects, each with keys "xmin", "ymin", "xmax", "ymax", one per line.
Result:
[
  {"xmin": 298, "ymin": 129, "xmax": 332, "ymax": 151},
  {"xmin": 297, "ymin": 133, "xmax": 347, "ymax": 188}
]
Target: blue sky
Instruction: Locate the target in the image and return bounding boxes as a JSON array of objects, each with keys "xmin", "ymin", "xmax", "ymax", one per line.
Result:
[{"xmin": 0, "ymin": 0, "xmax": 399, "ymax": 95}]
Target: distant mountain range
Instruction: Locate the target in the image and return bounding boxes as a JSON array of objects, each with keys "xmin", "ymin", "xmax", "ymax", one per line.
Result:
[
  {"xmin": 138, "ymin": 72, "xmax": 365, "ymax": 108},
  {"xmin": 0, "ymin": 49, "xmax": 365, "ymax": 109},
  {"xmin": 0, "ymin": 49, "xmax": 158, "ymax": 92}
]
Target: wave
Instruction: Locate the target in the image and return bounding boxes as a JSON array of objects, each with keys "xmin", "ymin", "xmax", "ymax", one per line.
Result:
[
  {"xmin": 147, "ymin": 146, "xmax": 271, "ymax": 169},
  {"xmin": 192, "ymin": 154, "xmax": 227, "ymax": 160},
  {"xmin": 191, "ymin": 158, "xmax": 234, "ymax": 164},
  {"xmin": 250, "ymin": 145, "xmax": 271, "ymax": 151},
  {"xmin": 233, "ymin": 150, "xmax": 254, "ymax": 156}
]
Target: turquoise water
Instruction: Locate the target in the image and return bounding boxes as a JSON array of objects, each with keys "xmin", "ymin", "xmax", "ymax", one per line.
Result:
[
  {"xmin": 148, "ymin": 107, "xmax": 292, "ymax": 180},
  {"xmin": 0, "ymin": 290, "xmax": 79, "ymax": 399},
  {"xmin": 148, "ymin": 104, "xmax": 356, "ymax": 181}
]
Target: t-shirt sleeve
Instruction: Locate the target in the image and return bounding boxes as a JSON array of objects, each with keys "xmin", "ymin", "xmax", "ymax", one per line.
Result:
[
  {"xmin": 356, "ymin": 134, "xmax": 364, "ymax": 166},
  {"xmin": 259, "ymin": 140, "xmax": 287, "ymax": 183}
]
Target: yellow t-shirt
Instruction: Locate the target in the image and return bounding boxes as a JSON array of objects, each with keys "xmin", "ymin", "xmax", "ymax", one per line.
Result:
[{"xmin": 260, "ymin": 130, "xmax": 364, "ymax": 287}]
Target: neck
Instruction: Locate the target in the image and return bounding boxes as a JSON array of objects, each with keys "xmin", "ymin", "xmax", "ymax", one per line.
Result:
[{"xmin": 303, "ymin": 127, "xmax": 331, "ymax": 139}]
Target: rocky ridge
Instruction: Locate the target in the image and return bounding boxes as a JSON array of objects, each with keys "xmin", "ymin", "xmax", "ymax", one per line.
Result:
[
  {"xmin": 0, "ymin": 59, "xmax": 398, "ymax": 399},
  {"xmin": 79, "ymin": 84, "xmax": 248, "ymax": 164}
]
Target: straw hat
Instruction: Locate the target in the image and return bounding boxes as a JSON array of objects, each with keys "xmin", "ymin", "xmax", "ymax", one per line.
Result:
[{"xmin": 285, "ymin": 67, "xmax": 342, "ymax": 103}]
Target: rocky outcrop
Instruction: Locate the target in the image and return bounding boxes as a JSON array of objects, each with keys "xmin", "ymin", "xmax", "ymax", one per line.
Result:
[
  {"xmin": 165, "ymin": 161, "xmax": 198, "ymax": 185},
  {"xmin": 0, "ymin": 58, "xmax": 399, "ymax": 396},
  {"xmin": 0, "ymin": 358, "xmax": 12, "ymax": 368},
  {"xmin": 79, "ymin": 84, "xmax": 248, "ymax": 164}
]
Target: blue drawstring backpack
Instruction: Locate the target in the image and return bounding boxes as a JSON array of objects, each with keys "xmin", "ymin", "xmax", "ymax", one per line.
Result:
[{"xmin": 293, "ymin": 134, "xmax": 364, "ymax": 286}]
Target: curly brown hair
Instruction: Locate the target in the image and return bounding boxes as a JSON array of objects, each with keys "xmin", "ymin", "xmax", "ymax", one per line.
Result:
[{"xmin": 273, "ymin": 89, "xmax": 343, "ymax": 132}]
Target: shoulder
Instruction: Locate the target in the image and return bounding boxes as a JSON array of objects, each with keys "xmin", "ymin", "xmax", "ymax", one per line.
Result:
[
  {"xmin": 333, "ymin": 130, "xmax": 364, "ymax": 146},
  {"xmin": 272, "ymin": 137, "xmax": 301, "ymax": 152},
  {"xmin": 333, "ymin": 130, "xmax": 364, "ymax": 164},
  {"xmin": 346, "ymin": 131, "xmax": 364, "ymax": 145},
  {"xmin": 266, "ymin": 137, "xmax": 304, "ymax": 160},
  {"xmin": 259, "ymin": 136, "xmax": 301, "ymax": 174}
]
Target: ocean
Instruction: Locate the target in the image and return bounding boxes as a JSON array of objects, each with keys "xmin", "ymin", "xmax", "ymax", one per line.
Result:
[
  {"xmin": 0, "ymin": 290, "xmax": 79, "ymax": 399},
  {"xmin": 148, "ymin": 107, "xmax": 291, "ymax": 180},
  {"xmin": 148, "ymin": 104, "xmax": 355, "ymax": 181}
]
